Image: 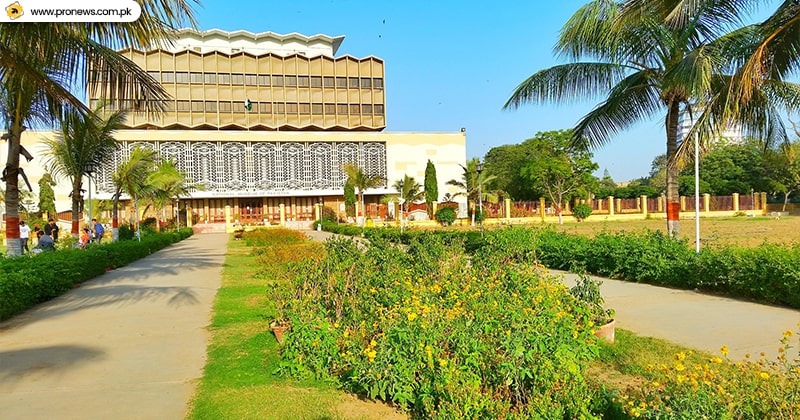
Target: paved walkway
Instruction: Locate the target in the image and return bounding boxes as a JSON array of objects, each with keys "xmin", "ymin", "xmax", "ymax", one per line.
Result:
[
  {"xmin": 0, "ymin": 233, "xmax": 225, "ymax": 420},
  {"xmin": 305, "ymin": 230, "xmax": 800, "ymax": 361}
]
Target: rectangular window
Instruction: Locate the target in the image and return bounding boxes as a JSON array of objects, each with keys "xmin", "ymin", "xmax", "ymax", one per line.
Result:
[
  {"xmin": 161, "ymin": 72, "xmax": 175, "ymax": 83},
  {"xmin": 191, "ymin": 101, "xmax": 204, "ymax": 112},
  {"xmin": 335, "ymin": 77, "xmax": 347, "ymax": 88},
  {"xmin": 337, "ymin": 104, "xmax": 349, "ymax": 114},
  {"xmin": 360, "ymin": 78, "xmax": 372, "ymax": 89},
  {"xmin": 231, "ymin": 74, "xmax": 244, "ymax": 85},
  {"xmin": 257, "ymin": 75, "xmax": 270, "ymax": 86},
  {"xmin": 147, "ymin": 71, "xmax": 161, "ymax": 82},
  {"xmin": 348, "ymin": 77, "xmax": 359, "ymax": 88},
  {"xmin": 362, "ymin": 104, "xmax": 372, "ymax": 114},
  {"xmin": 218, "ymin": 74, "xmax": 231, "ymax": 84},
  {"xmin": 349, "ymin": 104, "xmax": 360, "ymax": 113},
  {"xmin": 285, "ymin": 75, "xmax": 297, "ymax": 87},
  {"xmin": 259, "ymin": 102, "xmax": 272, "ymax": 114},
  {"xmin": 324, "ymin": 103, "xmax": 336, "ymax": 114},
  {"xmin": 323, "ymin": 76, "xmax": 335, "ymax": 87},
  {"xmin": 190, "ymin": 72, "xmax": 204, "ymax": 83},
  {"xmin": 299, "ymin": 103, "xmax": 311, "ymax": 114},
  {"xmin": 165, "ymin": 101, "xmax": 175, "ymax": 111},
  {"xmin": 176, "ymin": 100, "xmax": 190, "ymax": 111},
  {"xmin": 245, "ymin": 74, "xmax": 258, "ymax": 85},
  {"xmin": 286, "ymin": 103, "xmax": 298, "ymax": 113},
  {"xmin": 218, "ymin": 101, "xmax": 232, "ymax": 112},
  {"xmin": 175, "ymin": 72, "xmax": 190, "ymax": 83},
  {"xmin": 274, "ymin": 102, "xmax": 286, "ymax": 113},
  {"xmin": 311, "ymin": 103, "xmax": 323, "ymax": 114},
  {"xmin": 298, "ymin": 76, "xmax": 310, "ymax": 87},
  {"xmin": 271, "ymin": 75, "xmax": 283, "ymax": 86},
  {"xmin": 204, "ymin": 73, "xmax": 217, "ymax": 84},
  {"xmin": 373, "ymin": 78, "xmax": 384, "ymax": 89},
  {"xmin": 374, "ymin": 104, "xmax": 384, "ymax": 115},
  {"xmin": 310, "ymin": 76, "xmax": 322, "ymax": 88},
  {"xmin": 204, "ymin": 101, "xmax": 217, "ymax": 112}
]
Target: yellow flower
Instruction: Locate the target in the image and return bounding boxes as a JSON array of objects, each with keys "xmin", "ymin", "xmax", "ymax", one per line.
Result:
[
  {"xmin": 407, "ymin": 312, "xmax": 418, "ymax": 322},
  {"xmin": 366, "ymin": 350, "xmax": 377, "ymax": 362},
  {"xmin": 343, "ymin": 330, "xmax": 349, "ymax": 338},
  {"xmin": 333, "ymin": 322, "xmax": 339, "ymax": 328},
  {"xmin": 675, "ymin": 352, "xmax": 686, "ymax": 361},
  {"xmin": 710, "ymin": 357, "xmax": 723, "ymax": 364},
  {"xmin": 759, "ymin": 371, "xmax": 770, "ymax": 380},
  {"xmin": 675, "ymin": 363, "xmax": 685, "ymax": 372},
  {"xmin": 438, "ymin": 358, "xmax": 447, "ymax": 367},
  {"xmin": 786, "ymin": 329, "xmax": 795, "ymax": 337},
  {"xmin": 720, "ymin": 345, "xmax": 729, "ymax": 356}
]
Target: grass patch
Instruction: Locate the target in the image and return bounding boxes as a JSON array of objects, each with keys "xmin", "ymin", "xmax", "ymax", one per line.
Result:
[{"xmin": 188, "ymin": 230, "xmax": 405, "ymax": 420}]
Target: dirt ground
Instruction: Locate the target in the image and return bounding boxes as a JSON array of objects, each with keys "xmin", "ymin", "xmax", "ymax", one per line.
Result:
[{"xmin": 550, "ymin": 216, "xmax": 800, "ymax": 248}]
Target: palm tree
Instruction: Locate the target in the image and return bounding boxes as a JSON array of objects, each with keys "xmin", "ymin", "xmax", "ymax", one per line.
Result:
[
  {"xmin": 111, "ymin": 147, "xmax": 157, "ymax": 241},
  {"xmin": 0, "ymin": 3, "xmax": 197, "ymax": 256},
  {"xmin": 446, "ymin": 158, "xmax": 497, "ymax": 216},
  {"xmin": 144, "ymin": 159, "xmax": 199, "ymax": 231},
  {"xmin": 504, "ymin": 0, "xmax": 798, "ymax": 238},
  {"xmin": 42, "ymin": 105, "xmax": 126, "ymax": 237},
  {"xmin": 342, "ymin": 163, "xmax": 384, "ymax": 220},
  {"xmin": 392, "ymin": 174, "xmax": 424, "ymax": 215}
]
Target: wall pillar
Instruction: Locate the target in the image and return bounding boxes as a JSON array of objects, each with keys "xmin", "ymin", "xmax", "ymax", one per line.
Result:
[
  {"xmin": 315, "ymin": 203, "xmax": 321, "ymax": 221},
  {"xmin": 539, "ymin": 197, "xmax": 546, "ymax": 221},
  {"xmin": 565, "ymin": 201, "xmax": 571, "ymax": 213},
  {"xmin": 608, "ymin": 196, "xmax": 615, "ymax": 216},
  {"xmin": 596, "ymin": 198, "xmax": 602, "ymax": 212},
  {"xmin": 761, "ymin": 192, "xmax": 767, "ymax": 212},
  {"xmin": 233, "ymin": 197, "xmax": 240, "ymax": 222},
  {"xmin": 732, "ymin": 193, "xmax": 740, "ymax": 212},
  {"xmin": 224, "ymin": 205, "xmax": 232, "ymax": 232},
  {"xmin": 432, "ymin": 202, "xmax": 438, "ymax": 218},
  {"xmin": 680, "ymin": 196, "xmax": 686, "ymax": 212},
  {"xmin": 657, "ymin": 196, "xmax": 664, "ymax": 213},
  {"xmin": 615, "ymin": 198, "xmax": 622, "ymax": 214},
  {"xmin": 504, "ymin": 198, "xmax": 511, "ymax": 220},
  {"xmin": 187, "ymin": 204, "xmax": 192, "ymax": 228},
  {"xmin": 703, "ymin": 193, "xmax": 711, "ymax": 212},
  {"xmin": 203, "ymin": 198, "xmax": 209, "ymax": 223},
  {"xmin": 641, "ymin": 195, "xmax": 648, "ymax": 216},
  {"xmin": 279, "ymin": 204, "xmax": 286, "ymax": 226}
]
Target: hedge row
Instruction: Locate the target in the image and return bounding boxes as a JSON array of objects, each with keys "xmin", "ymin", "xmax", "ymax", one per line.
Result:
[
  {"xmin": 319, "ymin": 222, "xmax": 800, "ymax": 309},
  {"xmin": 0, "ymin": 228, "xmax": 194, "ymax": 321}
]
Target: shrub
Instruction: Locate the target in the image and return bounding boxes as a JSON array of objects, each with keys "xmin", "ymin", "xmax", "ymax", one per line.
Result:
[
  {"xmin": 0, "ymin": 228, "xmax": 193, "ymax": 320},
  {"xmin": 434, "ymin": 206, "xmax": 456, "ymax": 225},
  {"xmin": 572, "ymin": 203, "xmax": 592, "ymax": 221},
  {"xmin": 276, "ymin": 235, "xmax": 603, "ymax": 418}
]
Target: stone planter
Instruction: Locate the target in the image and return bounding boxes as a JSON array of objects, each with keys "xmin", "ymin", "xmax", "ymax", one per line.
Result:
[
  {"xmin": 270, "ymin": 321, "xmax": 290, "ymax": 344},
  {"xmin": 594, "ymin": 319, "xmax": 615, "ymax": 343}
]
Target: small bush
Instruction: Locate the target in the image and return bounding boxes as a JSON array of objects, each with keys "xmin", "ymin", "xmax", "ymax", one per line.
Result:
[
  {"xmin": 434, "ymin": 206, "xmax": 456, "ymax": 225},
  {"xmin": 572, "ymin": 203, "xmax": 592, "ymax": 221}
]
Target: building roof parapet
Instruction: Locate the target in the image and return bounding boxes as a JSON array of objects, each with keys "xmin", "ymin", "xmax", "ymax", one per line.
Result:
[{"xmin": 159, "ymin": 28, "xmax": 346, "ymax": 57}]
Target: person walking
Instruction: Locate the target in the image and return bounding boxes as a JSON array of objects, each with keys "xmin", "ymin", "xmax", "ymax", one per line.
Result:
[
  {"xmin": 92, "ymin": 218, "xmax": 105, "ymax": 244},
  {"xmin": 19, "ymin": 221, "xmax": 30, "ymax": 253}
]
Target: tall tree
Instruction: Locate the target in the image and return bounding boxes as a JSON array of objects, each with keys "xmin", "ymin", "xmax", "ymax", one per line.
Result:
[
  {"xmin": 343, "ymin": 179, "xmax": 356, "ymax": 217},
  {"xmin": 0, "ymin": 2, "xmax": 198, "ymax": 256},
  {"xmin": 342, "ymin": 163, "xmax": 383, "ymax": 220},
  {"xmin": 424, "ymin": 160, "xmax": 438, "ymax": 218},
  {"xmin": 519, "ymin": 130, "xmax": 599, "ymax": 224},
  {"xmin": 446, "ymin": 158, "xmax": 497, "ymax": 218},
  {"xmin": 393, "ymin": 174, "xmax": 424, "ymax": 215},
  {"xmin": 111, "ymin": 147, "xmax": 157, "ymax": 241},
  {"xmin": 37, "ymin": 173, "xmax": 56, "ymax": 220},
  {"xmin": 43, "ymin": 106, "xmax": 126, "ymax": 237},
  {"xmin": 144, "ymin": 158, "xmax": 197, "ymax": 230},
  {"xmin": 504, "ymin": 0, "xmax": 797, "ymax": 238}
]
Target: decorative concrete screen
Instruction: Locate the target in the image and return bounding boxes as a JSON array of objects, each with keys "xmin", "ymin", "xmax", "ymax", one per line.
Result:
[{"xmin": 94, "ymin": 140, "xmax": 387, "ymax": 197}]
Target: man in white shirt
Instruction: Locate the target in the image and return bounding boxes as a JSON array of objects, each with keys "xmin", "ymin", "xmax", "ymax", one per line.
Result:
[{"xmin": 19, "ymin": 220, "xmax": 30, "ymax": 253}]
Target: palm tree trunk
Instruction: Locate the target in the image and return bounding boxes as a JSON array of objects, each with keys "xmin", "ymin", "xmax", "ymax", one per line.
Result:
[
  {"xmin": 665, "ymin": 100, "xmax": 681, "ymax": 238},
  {"xmin": 111, "ymin": 194, "xmax": 120, "ymax": 241},
  {"xmin": 4, "ymin": 120, "xmax": 23, "ymax": 257},
  {"xmin": 71, "ymin": 181, "xmax": 81, "ymax": 237},
  {"xmin": 783, "ymin": 191, "xmax": 791, "ymax": 212},
  {"xmin": 134, "ymin": 195, "xmax": 141, "ymax": 241}
]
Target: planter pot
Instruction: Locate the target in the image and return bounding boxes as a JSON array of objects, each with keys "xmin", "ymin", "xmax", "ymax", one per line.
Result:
[
  {"xmin": 594, "ymin": 319, "xmax": 615, "ymax": 343},
  {"xmin": 270, "ymin": 321, "xmax": 290, "ymax": 344}
]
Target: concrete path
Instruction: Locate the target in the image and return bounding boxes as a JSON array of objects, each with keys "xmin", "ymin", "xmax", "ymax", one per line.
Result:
[
  {"xmin": 304, "ymin": 230, "xmax": 800, "ymax": 361},
  {"xmin": 0, "ymin": 233, "xmax": 225, "ymax": 420}
]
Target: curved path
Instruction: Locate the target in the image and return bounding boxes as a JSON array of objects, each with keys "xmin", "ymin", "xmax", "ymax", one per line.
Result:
[
  {"xmin": 306, "ymin": 230, "xmax": 800, "ymax": 361},
  {"xmin": 0, "ymin": 233, "xmax": 225, "ymax": 420}
]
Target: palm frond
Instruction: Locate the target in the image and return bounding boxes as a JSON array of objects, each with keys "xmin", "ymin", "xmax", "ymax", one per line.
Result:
[{"xmin": 504, "ymin": 63, "xmax": 629, "ymax": 109}]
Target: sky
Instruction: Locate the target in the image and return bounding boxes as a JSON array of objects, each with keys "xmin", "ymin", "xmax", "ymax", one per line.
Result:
[{"xmin": 195, "ymin": 0, "xmax": 785, "ymax": 182}]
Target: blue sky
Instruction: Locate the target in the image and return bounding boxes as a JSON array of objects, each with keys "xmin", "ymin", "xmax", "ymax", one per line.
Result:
[{"xmin": 196, "ymin": 0, "xmax": 784, "ymax": 182}]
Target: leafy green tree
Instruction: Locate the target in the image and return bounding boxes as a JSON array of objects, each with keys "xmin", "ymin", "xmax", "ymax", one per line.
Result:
[
  {"xmin": 595, "ymin": 169, "xmax": 617, "ymax": 198},
  {"xmin": 424, "ymin": 160, "xmax": 438, "ymax": 218},
  {"xmin": 393, "ymin": 174, "xmax": 424, "ymax": 215},
  {"xmin": 764, "ymin": 140, "xmax": 800, "ymax": 211},
  {"xmin": 43, "ymin": 105, "xmax": 126, "ymax": 237},
  {"xmin": 0, "ymin": 1, "xmax": 197, "ymax": 256},
  {"xmin": 37, "ymin": 173, "xmax": 57, "ymax": 220},
  {"xmin": 518, "ymin": 130, "xmax": 598, "ymax": 224},
  {"xmin": 144, "ymin": 159, "xmax": 198, "ymax": 230},
  {"xmin": 342, "ymin": 163, "xmax": 383, "ymax": 219},
  {"xmin": 504, "ymin": 0, "xmax": 796, "ymax": 238},
  {"xmin": 484, "ymin": 142, "xmax": 538, "ymax": 200},
  {"xmin": 111, "ymin": 147, "xmax": 157, "ymax": 241}
]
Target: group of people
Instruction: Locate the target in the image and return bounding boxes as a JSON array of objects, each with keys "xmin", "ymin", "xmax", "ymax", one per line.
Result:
[{"xmin": 18, "ymin": 218, "xmax": 105, "ymax": 254}]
